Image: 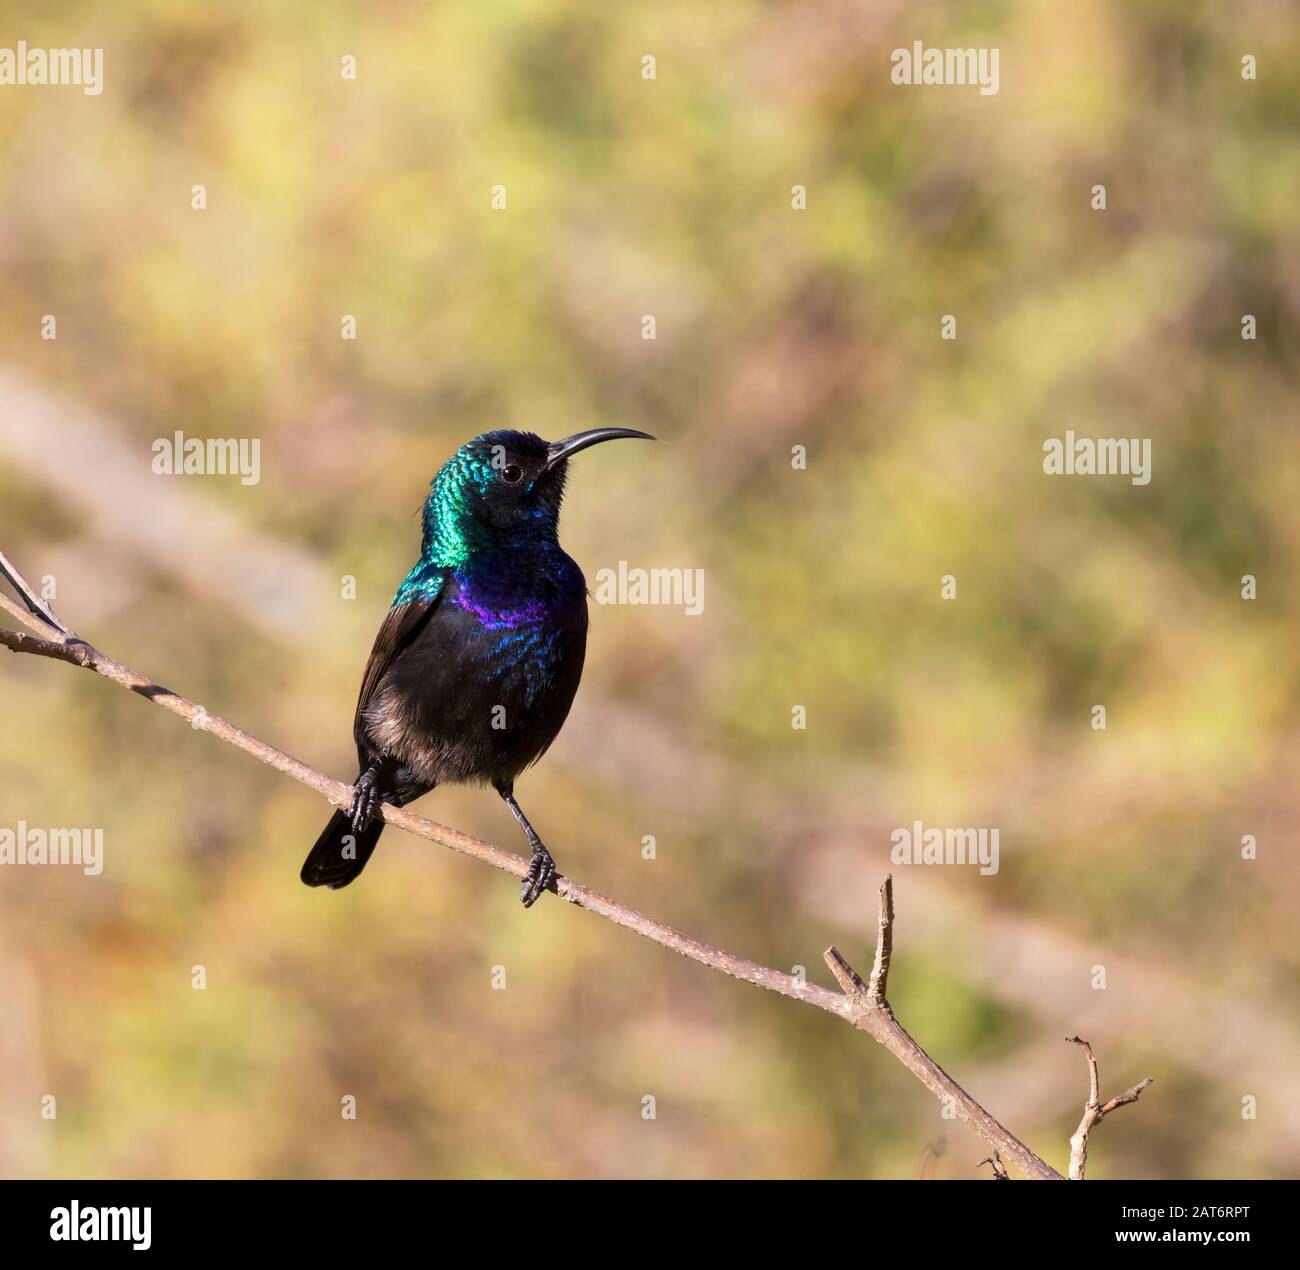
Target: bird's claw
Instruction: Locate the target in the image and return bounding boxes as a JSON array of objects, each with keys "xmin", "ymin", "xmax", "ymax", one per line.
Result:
[
  {"xmin": 349, "ymin": 769, "xmax": 380, "ymax": 834},
  {"xmin": 520, "ymin": 845, "xmax": 556, "ymax": 908}
]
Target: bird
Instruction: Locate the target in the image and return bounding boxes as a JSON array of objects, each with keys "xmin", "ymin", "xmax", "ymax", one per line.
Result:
[{"xmin": 301, "ymin": 426, "xmax": 655, "ymax": 906}]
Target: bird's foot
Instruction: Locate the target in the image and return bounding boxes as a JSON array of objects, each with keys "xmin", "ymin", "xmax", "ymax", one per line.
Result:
[
  {"xmin": 520, "ymin": 843, "xmax": 557, "ymax": 909},
  {"xmin": 349, "ymin": 768, "xmax": 380, "ymax": 834}
]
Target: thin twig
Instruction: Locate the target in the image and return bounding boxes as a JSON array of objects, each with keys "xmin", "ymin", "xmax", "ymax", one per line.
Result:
[
  {"xmin": 1, "ymin": 555, "xmax": 1072, "ymax": 1179},
  {"xmin": 867, "ymin": 874, "xmax": 894, "ymax": 1003},
  {"xmin": 1065, "ymin": 1036, "xmax": 1154, "ymax": 1179},
  {"xmin": 0, "ymin": 549, "xmax": 71, "ymax": 635}
]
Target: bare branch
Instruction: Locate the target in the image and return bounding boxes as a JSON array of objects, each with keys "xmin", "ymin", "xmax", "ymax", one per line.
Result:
[
  {"xmin": 0, "ymin": 550, "xmax": 71, "ymax": 636},
  {"xmin": 0, "ymin": 625, "xmax": 94, "ymax": 667},
  {"xmin": 2, "ymin": 553, "xmax": 1078, "ymax": 1179},
  {"xmin": 977, "ymin": 1151, "xmax": 1009, "ymax": 1180},
  {"xmin": 867, "ymin": 874, "xmax": 894, "ymax": 1003},
  {"xmin": 824, "ymin": 876, "xmax": 892, "ymax": 1006},
  {"xmin": 1066, "ymin": 1036, "xmax": 1154, "ymax": 1179},
  {"xmin": 823, "ymin": 945, "xmax": 867, "ymax": 997},
  {"xmin": 1099, "ymin": 1079, "xmax": 1155, "ymax": 1117}
]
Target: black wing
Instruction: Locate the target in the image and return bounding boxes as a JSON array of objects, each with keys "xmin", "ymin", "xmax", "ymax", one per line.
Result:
[{"xmin": 352, "ymin": 569, "xmax": 448, "ymax": 749}]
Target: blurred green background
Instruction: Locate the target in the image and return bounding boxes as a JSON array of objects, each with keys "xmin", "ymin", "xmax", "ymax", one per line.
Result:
[{"xmin": 1, "ymin": 0, "xmax": 1298, "ymax": 1179}]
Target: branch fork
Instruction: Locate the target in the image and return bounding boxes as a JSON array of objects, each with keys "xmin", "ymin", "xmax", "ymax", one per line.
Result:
[
  {"xmin": 824, "ymin": 875, "xmax": 895, "ymax": 1020},
  {"xmin": 1065, "ymin": 1035, "xmax": 1153, "ymax": 1179}
]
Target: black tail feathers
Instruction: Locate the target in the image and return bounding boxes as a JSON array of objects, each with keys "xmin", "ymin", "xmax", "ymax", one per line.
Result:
[{"xmin": 300, "ymin": 810, "xmax": 384, "ymax": 889}]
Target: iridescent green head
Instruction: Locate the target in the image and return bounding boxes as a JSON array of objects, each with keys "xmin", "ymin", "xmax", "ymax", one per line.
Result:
[{"xmin": 420, "ymin": 427, "xmax": 655, "ymax": 568}]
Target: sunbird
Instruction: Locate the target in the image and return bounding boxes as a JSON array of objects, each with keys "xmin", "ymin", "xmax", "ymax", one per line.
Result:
[{"xmin": 301, "ymin": 427, "xmax": 655, "ymax": 906}]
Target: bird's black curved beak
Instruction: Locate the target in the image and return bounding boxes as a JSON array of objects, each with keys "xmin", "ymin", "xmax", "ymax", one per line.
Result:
[{"xmin": 545, "ymin": 428, "xmax": 657, "ymax": 472}]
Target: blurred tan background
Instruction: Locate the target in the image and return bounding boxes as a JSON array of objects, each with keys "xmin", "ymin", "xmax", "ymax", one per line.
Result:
[{"xmin": 1, "ymin": 0, "xmax": 1298, "ymax": 1179}]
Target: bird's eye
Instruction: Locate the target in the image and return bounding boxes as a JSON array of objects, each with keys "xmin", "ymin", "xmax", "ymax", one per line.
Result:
[{"xmin": 501, "ymin": 464, "xmax": 523, "ymax": 484}]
